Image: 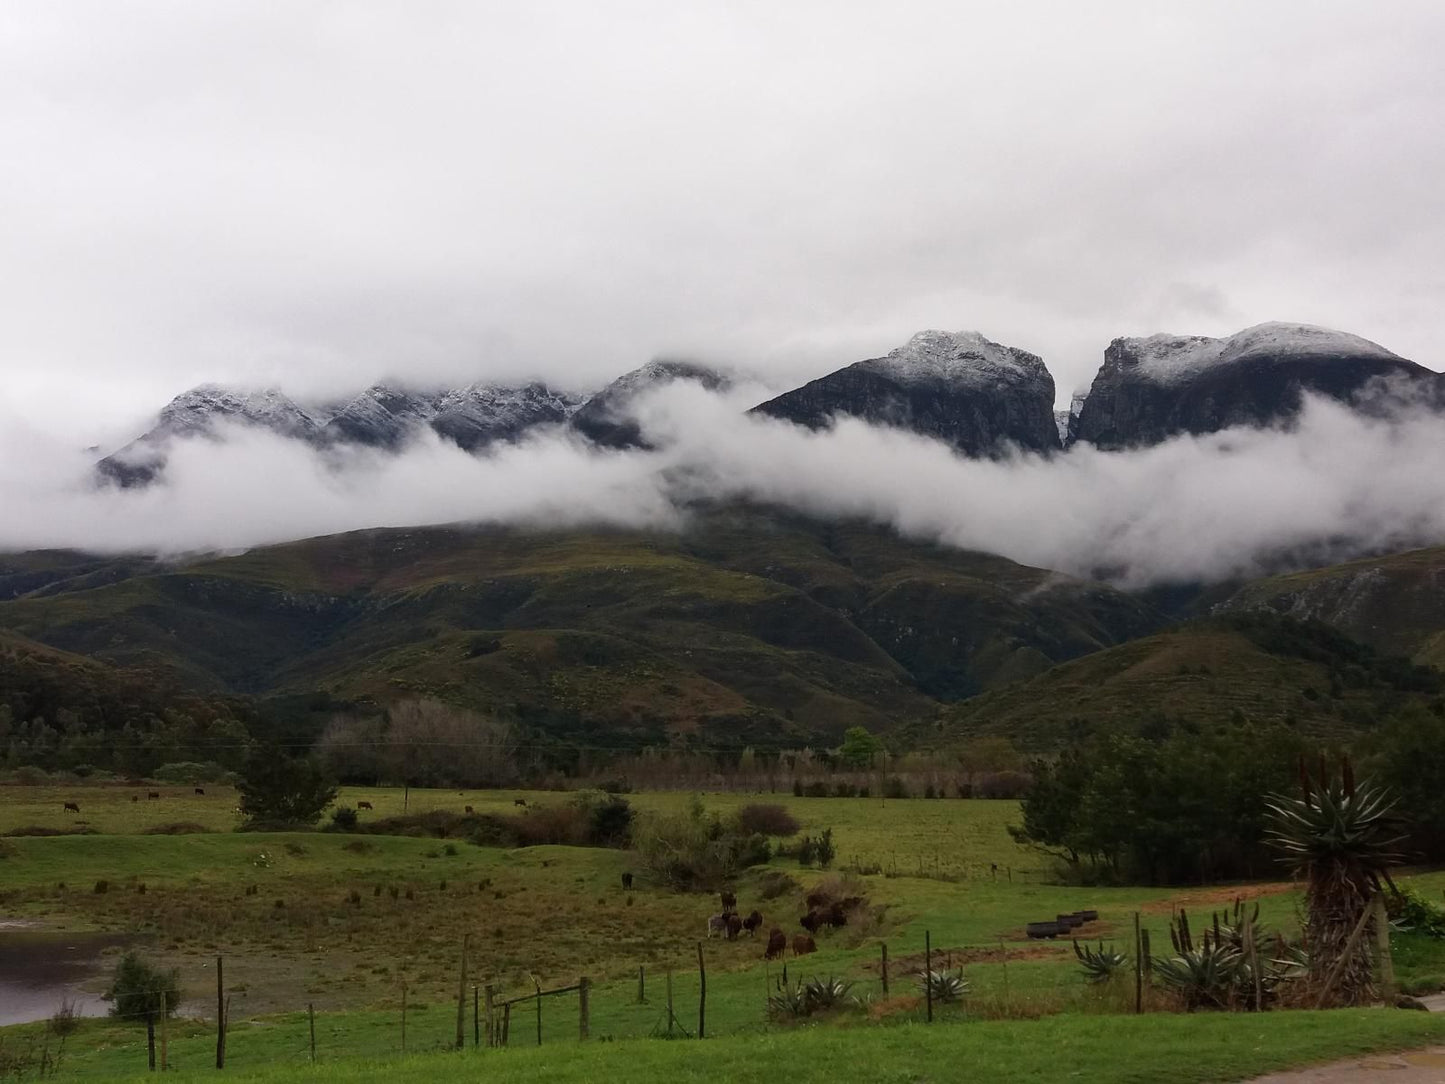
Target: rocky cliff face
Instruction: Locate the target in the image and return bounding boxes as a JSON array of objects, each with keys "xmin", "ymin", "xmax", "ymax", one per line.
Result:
[
  {"xmin": 569, "ymin": 360, "xmax": 730, "ymax": 449},
  {"xmin": 1073, "ymin": 322, "xmax": 1441, "ymax": 450},
  {"xmin": 751, "ymin": 330, "xmax": 1061, "ymax": 456}
]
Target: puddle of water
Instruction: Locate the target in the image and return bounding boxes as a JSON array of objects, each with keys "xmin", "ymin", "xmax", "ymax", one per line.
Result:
[{"xmin": 0, "ymin": 927, "xmax": 134, "ymax": 1027}]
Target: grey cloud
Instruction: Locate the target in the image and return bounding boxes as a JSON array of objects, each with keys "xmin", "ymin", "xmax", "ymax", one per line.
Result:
[{"xmin": 2, "ymin": 1, "xmax": 1444, "ymax": 439}]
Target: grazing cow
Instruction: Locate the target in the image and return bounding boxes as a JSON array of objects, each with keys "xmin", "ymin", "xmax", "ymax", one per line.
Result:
[
  {"xmin": 805, "ymin": 890, "xmax": 830, "ymax": 910},
  {"xmin": 764, "ymin": 928, "xmax": 787, "ymax": 960},
  {"xmin": 130, "ymin": 795, "xmax": 139, "ymax": 803},
  {"xmin": 743, "ymin": 910, "xmax": 763, "ymax": 937},
  {"xmin": 792, "ymin": 933, "xmax": 817, "ymax": 957},
  {"xmin": 63, "ymin": 801, "xmax": 80, "ymax": 814},
  {"xmin": 706, "ymin": 914, "xmax": 728, "ymax": 939},
  {"xmin": 719, "ymin": 890, "xmax": 737, "ymax": 914},
  {"xmin": 464, "ymin": 805, "xmax": 474, "ymax": 813},
  {"xmin": 194, "ymin": 787, "xmax": 205, "ymax": 796},
  {"xmin": 147, "ymin": 791, "xmax": 160, "ymax": 800},
  {"xmin": 513, "ymin": 798, "xmax": 527, "ymax": 807},
  {"xmin": 799, "ymin": 911, "xmax": 823, "ymax": 935},
  {"xmin": 621, "ymin": 871, "xmax": 634, "ymax": 890},
  {"xmin": 725, "ymin": 913, "xmax": 743, "ymax": 941},
  {"xmin": 826, "ymin": 902, "xmax": 848, "ymax": 928},
  {"xmin": 357, "ymin": 801, "xmax": 373, "ymax": 810}
]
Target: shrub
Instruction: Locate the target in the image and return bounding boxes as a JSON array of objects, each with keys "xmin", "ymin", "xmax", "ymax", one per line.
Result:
[
  {"xmin": 803, "ymin": 781, "xmax": 830, "ymax": 798},
  {"xmin": 883, "ymin": 777, "xmax": 909, "ymax": 799},
  {"xmin": 973, "ymin": 770, "xmax": 1033, "ymax": 799},
  {"xmin": 48, "ymin": 998, "xmax": 80, "ymax": 1037},
  {"xmin": 634, "ymin": 798, "xmax": 771, "ymax": 890},
  {"xmin": 792, "ymin": 779, "xmax": 803, "ymax": 797},
  {"xmin": 105, "ymin": 953, "xmax": 181, "ymax": 1022},
  {"xmin": 153, "ymin": 761, "xmax": 229, "ymax": 784},
  {"xmin": 93, "ymin": 880, "xmax": 108, "ymax": 894},
  {"xmin": 141, "ymin": 822, "xmax": 210, "ymax": 835},
  {"xmin": 736, "ymin": 804, "xmax": 800, "ymax": 837},
  {"xmin": 574, "ymin": 791, "xmax": 634, "ymax": 847},
  {"xmin": 330, "ymin": 806, "xmax": 359, "ymax": 831}
]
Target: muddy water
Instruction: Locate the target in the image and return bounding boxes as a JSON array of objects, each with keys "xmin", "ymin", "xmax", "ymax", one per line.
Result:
[{"xmin": 0, "ymin": 922, "xmax": 133, "ymax": 1027}]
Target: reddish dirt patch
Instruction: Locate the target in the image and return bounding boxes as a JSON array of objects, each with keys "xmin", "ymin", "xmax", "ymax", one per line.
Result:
[
  {"xmin": 864, "ymin": 943, "xmax": 1065, "ymax": 975},
  {"xmin": 1142, "ymin": 882, "xmax": 1295, "ymax": 915}
]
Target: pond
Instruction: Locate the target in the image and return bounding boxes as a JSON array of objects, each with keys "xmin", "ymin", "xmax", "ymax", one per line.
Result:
[{"xmin": 0, "ymin": 922, "xmax": 133, "ymax": 1027}]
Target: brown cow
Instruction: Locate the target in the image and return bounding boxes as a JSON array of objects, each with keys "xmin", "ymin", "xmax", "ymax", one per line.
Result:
[
  {"xmin": 194, "ymin": 788, "xmax": 205, "ymax": 796},
  {"xmin": 147, "ymin": 791, "xmax": 160, "ymax": 800},
  {"xmin": 719, "ymin": 890, "xmax": 737, "ymax": 914},
  {"xmin": 792, "ymin": 933, "xmax": 816, "ymax": 956},
  {"xmin": 621, "ymin": 871, "xmax": 634, "ymax": 890},
  {"xmin": 464, "ymin": 805, "xmax": 474, "ymax": 813},
  {"xmin": 742, "ymin": 910, "xmax": 763, "ymax": 936},
  {"xmin": 357, "ymin": 801, "xmax": 373, "ymax": 810},
  {"xmin": 725, "ymin": 913, "xmax": 743, "ymax": 941},
  {"xmin": 513, "ymin": 798, "xmax": 527, "ymax": 807},
  {"xmin": 805, "ymin": 890, "xmax": 829, "ymax": 910},
  {"xmin": 63, "ymin": 801, "xmax": 80, "ymax": 814},
  {"xmin": 825, "ymin": 902, "xmax": 848, "ymax": 928},
  {"xmin": 764, "ymin": 927, "xmax": 786, "ymax": 960},
  {"xmin": 130, "ymin": 795, "xmax": 139, "ymax": 803},
  {"xmin": 800, "ymin": 911, "xmax": 823, "ymax": 935}
]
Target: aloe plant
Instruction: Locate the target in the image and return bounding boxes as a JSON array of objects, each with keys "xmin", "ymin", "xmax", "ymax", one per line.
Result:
[
  {"xmin": 1265, "ymin": 756, "xmax": 1404, "ymax": 1005},
  {"xmin": 917, "ymin": 968, "xmax": 969, "ymax": 1004},
  {"xmin": 1072, "ymin": 939, "xmax": 1128, "ymax": 984}
]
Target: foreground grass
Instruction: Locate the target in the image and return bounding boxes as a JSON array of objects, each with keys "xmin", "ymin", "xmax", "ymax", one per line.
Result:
[{"xmin": 71, "ymin": 1010, "xmax": 1445, "ymax": 1084}]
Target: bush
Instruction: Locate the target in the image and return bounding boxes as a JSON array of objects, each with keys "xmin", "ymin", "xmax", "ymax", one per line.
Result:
[
  {"xmin": 141, "ymin": 822, "xmax": 210, "ymax": 835},
  {"xmin": 330, "ymin": 806, "xmax": 359, "ymax": 831},
  {"xmin": 48, "ymin": 999, "xmax": 80, "ymax": 1037},
  {"xmin": 634, "ymin": 798, "xmax": 771, "ymax": 890},
  {"xmin": 883, "ymin": 777, "xmax": 909, "ymax": 799},
  {"xmin": 573, "ymin": 791, "xmax": 634, "ymax": 847},
  {"xmin": 792, "ymin": 779, "xmax": 804, "ymax": 797},
  {"xmin": 153, "ymin": 761, "xmax": 230, "ymax": 784},
  {"xmin": 803, "ymin": 781, "xmax": 830, "ymax": 798},
  {"xmin": 972, "ymin": 770, "xmax": 1033, "ymax": 799},
  {"xmin": 736, "ymin": 803, "xmax": 800, "ymax": 837},
  {"xmin": 105, "ymin": 953, "xmax": 181, "ymax": 1022}
]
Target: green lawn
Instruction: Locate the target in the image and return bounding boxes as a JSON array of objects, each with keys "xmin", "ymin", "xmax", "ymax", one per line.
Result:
[{"xmin": 31, "ymin": 1010, "xmax": 1445, "ymax": 1084}]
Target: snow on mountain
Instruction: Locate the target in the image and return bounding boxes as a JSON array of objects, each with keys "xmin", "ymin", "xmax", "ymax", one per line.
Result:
[
  {"xmin": 860, "ymin": 330, "xmax": 1052, "ymax": 391},
  {"xmin": 570, "ymin": 361, "xmax": 731, "ymax": 448},
  {"xmin": 431, "ymin": 382, "xmax": 583, "ymax": 451},
  {"xmin": 1122, "ymin": 323, "xmax": 1403, "ymax": 386}
]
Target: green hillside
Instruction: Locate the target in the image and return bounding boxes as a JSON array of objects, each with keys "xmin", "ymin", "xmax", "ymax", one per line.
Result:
[
  {"xmin": 0, "ymin": 508, "xmax": 1163, "ymax": 748},
  {"xmin": 1219, "ymin": 544, "xmax": 1445, "ymax": 668},
  {"xmin": 932, "ymin": 612, "xmax": 1444, "ymax": 750}
]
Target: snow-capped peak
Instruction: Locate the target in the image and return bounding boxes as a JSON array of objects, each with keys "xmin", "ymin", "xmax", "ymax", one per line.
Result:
[
  {"xmin": 863, "ymin": 330, "xmax": 1048, "ymax": 388},
  {"xmin": 1117, "ymin": 323, "xmax": 1403, "ymax": 385}
]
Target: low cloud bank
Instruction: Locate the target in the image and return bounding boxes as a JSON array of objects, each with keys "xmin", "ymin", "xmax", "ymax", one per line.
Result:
[{"xmin": 3, "ymin": 386, "xmax": 1443, "ymax": 588}]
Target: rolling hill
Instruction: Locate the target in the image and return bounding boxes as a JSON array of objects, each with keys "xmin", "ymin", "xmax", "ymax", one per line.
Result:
[
  {"xmin": 930, "ymin": 612, "xmax": 1443, "ymax": 750},
  {"xmin": 0, "ymin": 508, "xmax": 1163, "ymax": 750}
]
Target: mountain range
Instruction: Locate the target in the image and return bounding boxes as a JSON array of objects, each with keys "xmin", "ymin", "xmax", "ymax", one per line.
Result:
[{"xmin": 93, "ymin": 321, "xmax": 1444, "ymax": 486}]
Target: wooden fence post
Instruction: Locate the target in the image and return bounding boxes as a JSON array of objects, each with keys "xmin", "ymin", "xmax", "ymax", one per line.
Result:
[
  {"xmin": 147, "ymin": 1015, "xmax": 156, "ymax": 1072},
  {"xmin": 473, "ymin": 986, "xmax": 479, "ymax": 1048},
  {"xmin": 666, "ymin": 969, "xmax": 675, "ymax": 1037},
  {"xmin": 697, "ymin": 942, "xmax": 707, "ymax": 1039},
  {"xmin": 502, "ymin": 1003, "xmax": 510, "ymax": 1047},
  {"xmin": 924, "ymin": 930, "xmax": 933, "ymax": 1023},
  {"xmin": 1133, "ymin": 913, "xmax": 1143, "ymax": 1014},
  {"xmin": 308, "ymin": 1003, "xmax": 316, "ymax": 1063},
  {"xmin": 401, "ymin": 982, "xmax": 408, "ymax": 1053},
  {"xmin": 160, "ymin": 992, "xmax": 169, "ymax": 1071},
  {"xmin": 455, "ymin": 934, "xmax": 469, "ymax": 1050},
  {"xmin": 215, "ymin": 955, "xmax": 226, "ymax": 1069},
  {"xmin": 535, "ymin": 980, "xmax": 543, "ymax": 1047},
  {"xmin": 880, "ymin": 942, "xmax": 889, "ymax": 994},
  {"xmin": 579, "ymin": 977, "xmax": 590, "ymax": 1040},
  {"xmin": 637, "ymin": 965, "xmax": 646, "ymax": 1004},
  {"xmin": 484, "ymin": 985, "xmax": 495, "ymax": 1048}
]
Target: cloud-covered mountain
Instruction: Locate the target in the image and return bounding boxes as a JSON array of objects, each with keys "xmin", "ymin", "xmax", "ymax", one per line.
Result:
[
  {"xmin": 751, "ymin": 329, "xmax": 1061, "ymax": 456},
  {"xmin": 569, "ymin": 360, "xmax": 732, "ymax": 449},
  {"xmin": 1071, "ymin": 322, "xmax": 1442, "ymax": 450}
]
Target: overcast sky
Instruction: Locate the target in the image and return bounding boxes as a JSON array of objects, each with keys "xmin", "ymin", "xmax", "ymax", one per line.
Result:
[{"xmin": 4, "ymin": 0, "xmax": 1444, "ymax": 443}]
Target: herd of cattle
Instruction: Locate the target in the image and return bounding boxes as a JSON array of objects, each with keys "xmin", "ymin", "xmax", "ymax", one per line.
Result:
[
  {"xmin": 619, "ymin": 876, "xmax": 866, "ymax": 960},
  {"xmin": 62, "ymin": 786, "xmax": 211, "ymax": 815}
]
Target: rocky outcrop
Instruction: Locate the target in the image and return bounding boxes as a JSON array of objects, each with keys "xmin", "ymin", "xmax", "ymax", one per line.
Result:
[
  {"xmin": 1073, "ymin": 322, "xmax": 1441, "ymax": 450},
  {"xmin": 751, "ymin": 330, "xmax": 1061, "ymax": 456}
]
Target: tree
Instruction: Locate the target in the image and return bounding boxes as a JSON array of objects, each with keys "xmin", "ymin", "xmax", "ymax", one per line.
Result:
[
  {"xmin": 838, "ymin": 726, "xmax": 882, "ymax": 770},
  {"xmin": 106, "ymin": 953, "xmax": 181, "ymax": 1023},
  {"xmin": 237, "ymin": 747, "xmax": 337, "ymax": 827},
  {"xmin": 1366, "ymin": 704, "xmax": 1445, "ymax": 861}
]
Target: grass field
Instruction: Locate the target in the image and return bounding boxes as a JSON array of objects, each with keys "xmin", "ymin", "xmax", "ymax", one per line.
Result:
[{"xmin": 4, "ymin": 783, "xmax": 1445, "ymax": 1082}]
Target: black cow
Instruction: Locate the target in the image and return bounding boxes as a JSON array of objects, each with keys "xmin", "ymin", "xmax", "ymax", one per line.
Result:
[
  {"xmin": 725, "ymin": 913, "xmax": 743, "ymax": 941},
  {"xmin": 63, "ymin": 801, "xmax": 80, "ymax": 814},
  {"xmin": 357, "ymin": 801, "xmax": 373, "ymax": 810},
  {"xmin": 621, "ymin": 871, "xmax": 634, "ymax": 890},
  {"xmin": 720, "ymin": 890, "xmax": 737, "ymax": 914},
  {"xmin": 194, "ymin": 787, "xmax": 205, "ymax": 796},
  {"xmin": 764, "ymin": 928, "xmax": 787, "ymax": 960}
]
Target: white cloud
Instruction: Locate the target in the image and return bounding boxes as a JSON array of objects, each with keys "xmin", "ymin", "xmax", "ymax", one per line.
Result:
[{"xmin": 3, "ymin": 385, "xmax": 1443, "ymax": 588}]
